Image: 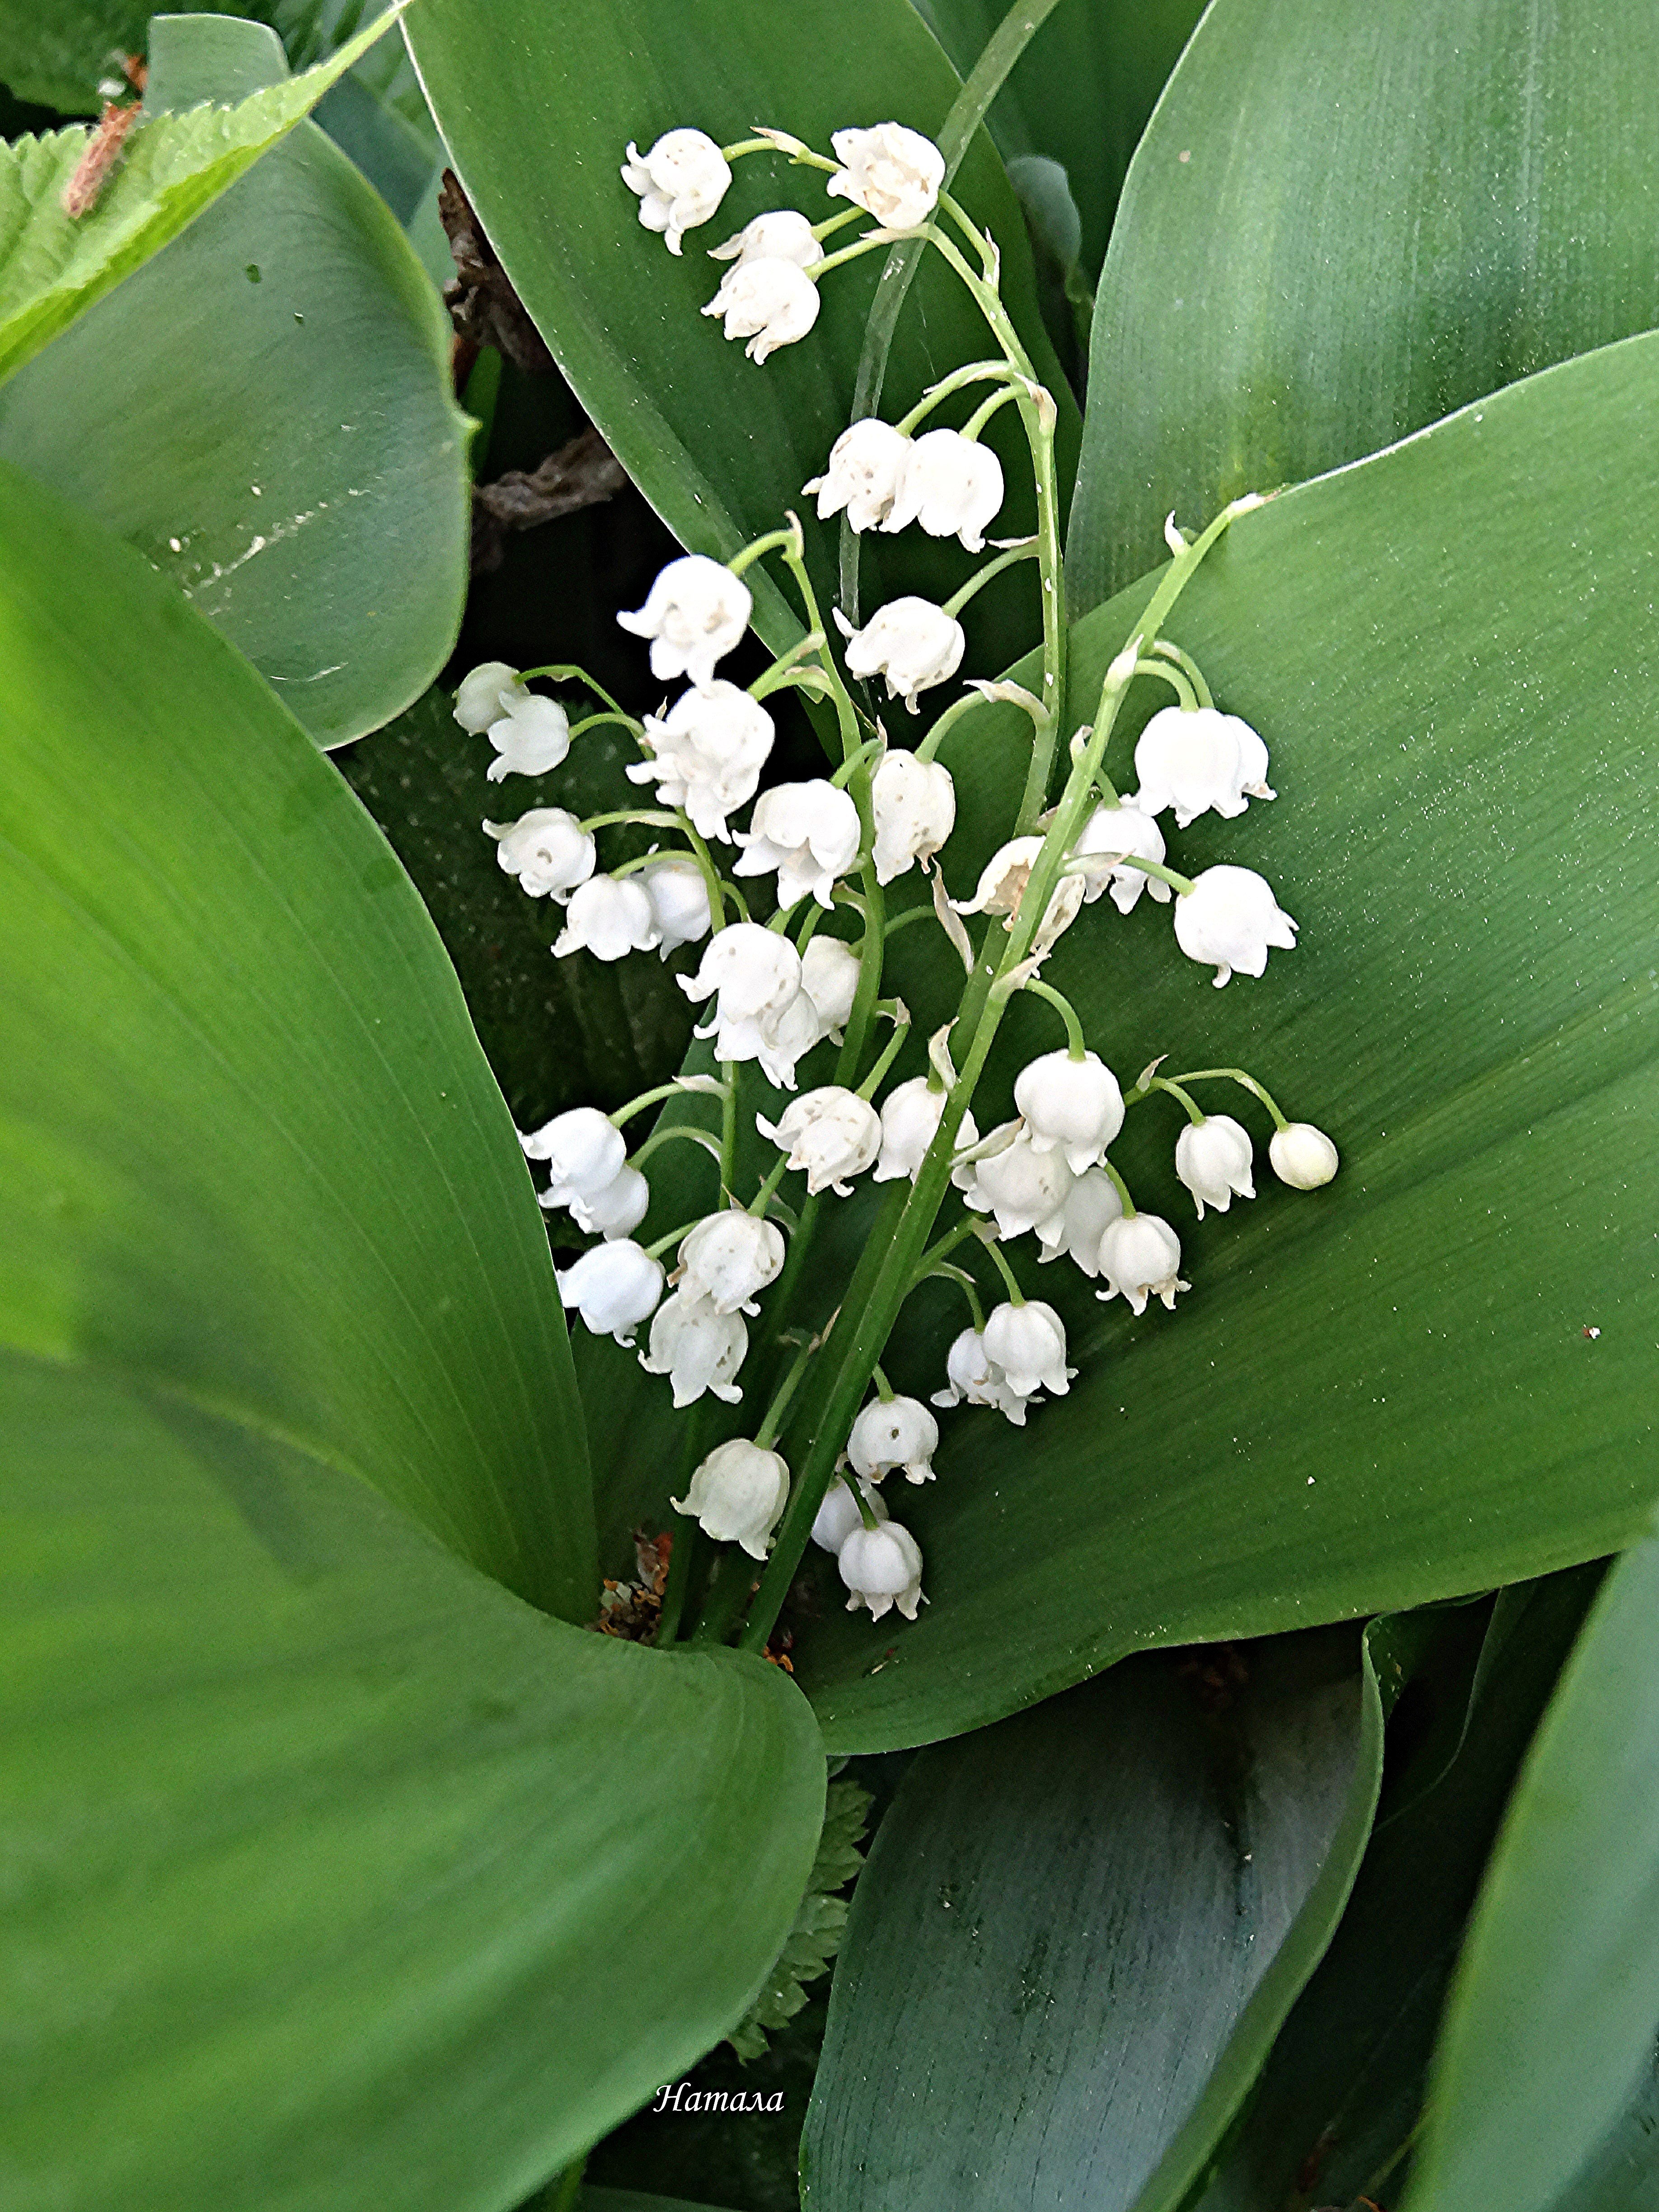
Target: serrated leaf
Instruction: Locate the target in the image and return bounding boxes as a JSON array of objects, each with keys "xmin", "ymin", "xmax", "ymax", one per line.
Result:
[{"xmin": 728, "ymin": 1778, "xmax": 872, "ymax": 2061}]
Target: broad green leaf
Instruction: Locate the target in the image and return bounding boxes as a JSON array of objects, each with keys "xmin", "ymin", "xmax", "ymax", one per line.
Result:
[
  {"xmin": 787, "ymin": 327, "xmax": 1659, "ymax": 1750},
  {"xmin": 0, "ymin": 1346, "xmax": 824, "ymax": 2212},
  {"xmin": 1192, "ymin": 1569, "xmax": 1599, "ymax": 2211},
  {"xmin": 0, "ymin": 455, "xmax": 593, "ymax": 1619},
  {"xmin": 0, "ymin": 13, "xmax": 468, "ymax": 748},
  {"xmin": 1406, "ymin": 1532, "xmax": 1659, "ymax": 2212},
  {"xmin": 404, "ymin": 0, "xmax": 1080, "ymax": 666},
  {"xmin": 804, "ymin": 1630, "xmax": 1377, "ymax": 2212},
  {"xmin": 1069, "ymin": 0, "xmax": 1659, "ymax": 605},
  {"xmin": 0, "ymin": 4, "xmax": 400, "ymax": 381}
]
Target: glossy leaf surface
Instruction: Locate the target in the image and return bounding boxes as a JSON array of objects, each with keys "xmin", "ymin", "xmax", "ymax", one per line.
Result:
[
  {"xmin": 789, "ymin": 328, "xmax": 1659, "ymax": 1749},
  {"xmin": 0, "ymin": 455, "xmax": 591, "ymax": 1619},
  {"xmin": 1069, "ymin": 0, "xmax": 1659, "ymax": 604},
  {"xmin": 0, "ymin": 13, "xmax": 468, "ymax": 747}
]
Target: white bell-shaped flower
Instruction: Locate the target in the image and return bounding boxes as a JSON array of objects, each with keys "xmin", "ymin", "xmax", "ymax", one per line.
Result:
[
  {"xmin": 1013, "ymin": 1050, "xmax": 1125, "ymax": 1174},
  {"xmin": 811, "ymin": 1474, "xmax": 887, "ymax": 1553},
  {"xmin": 1071, "ymin": 800, "xmax": 1170, "ymax": 914},
  {"xmin": 638, "ymin": 1288, "xmax": 747, "ymax": 1408},
  {"xmin": 1173, "ymin": 865, "xmax": 1298, "ymax": 987},
  {"xmin": 848, "ymin": 1394, "xmax": 939, "ymax": 1484},
  {"xmin": 1133, "ymin": 706, "xmax": 1270, "ymax": 828},
  {"xmin": 564, "ymin": 1162, "xmax": 651, "ymax": 1240},
  {"xmin": 756, "ymin": 1085, "xmax": 882, "ymax": 1196},
  {"xmin": 931, "ymin": 1325, "xmax": 1030, "ymax": 1424},
  {"xmin": 555, "ymin": 1239, "xmax": 664, "ymax": 1345},
  {"xmin": 828, "ymin": 122, "xmax": 945, "ymax": 230},
  {"xmin": 453, "ymin": 661, "xmax": 527, "ymax": 732},
  {"xmin": 678, "ymin": 923, "xmax": 802, "ymax": 1061},
  {"xmin": 621, "ymin": 128, "xmax": 732, "ymax": 254},
  {"xmin": 703, "ymin": 258, "xmax": 821, "ymax": 362},
  {"xmin": 870, "ymin": 750, "xmax": 956, "ymax": 883},
  {"xmin": 753, "ymin": 988, "xmax": 824, "ymax": 1091},
  {"xmin": 1270, "ymin": 1121, "xmax": 1340, "ymax": 1189},
  {"xmin": 951, "ymin": 835, "xmax": 1084, "ymax": 956},
  {"xmin": 708, "ymin": 208, "xmax": 824, "ymax": 269},
  {"xmin": 552, "ymin": 873, "xmax": 660, "ymax": 962},
  {"xmin": 1175, "ymin": 1115, "xmax": 1256, "ymax": 1218},
  {"xmin": 955, "ymin": 1121, "xmax": 1074, "ymax": 1244},
  {"xmin": 520, "ymin": 1106, "xmax": 625, "ymax": 1203},
  {"xmin": 630, "ymin": 682, "xmax": 774, "ymax": 842},
  {"xmin": 675, "ymin": 1207, "xmax": 786, "ymax": 1315},
  {"xmin": 733, "ymin": 778, "xmax": 863, "ymax": 910},
  {"xmin": 1039, "ymin": 1166, "xmax": 1124, "ymax": 1279},
  {"xmin": 619, "ymin": 555, "xmax": 752, "ymax": 687},
  {"xmin": 638, "ymin": 854, "xmax": 713, "ymax": 956},
  {"xmin": 484, "ymin": 808, "xmax": 595, "ymax": 901},
  {"xmin": 805, "ymin": 418, "xmax": 910, "ymax": 532},
  {"xmin": 839, "ymin": 1519, "xmax": 925, "ymax": 1621},
  {"xmin": 801, "ymin": 935, "xmax": 861, "ymax": 1043},
  {"xmin": 838, "ymin": 597, "xmax": 965, "ymax": 712},
  {"xmin": 1097, "ymin": 1212, "xmax": 1188, "ymax": 1315},
  {"xmin": 873, "ymin": 1077, "xmax": 977, "ymax": 1184},
  {"xmin": 672, "ymin": 1437, "xmax": 789, "ymax": 1559},
  {"xmin": 882, "ymin": 428, "xmax": 1004, "ymax": 553},
  {"xmin": 983, "ymin": 1299, "xmax": 1073, "ymax": 1401},
  {"xmin": 482, "ymin": 692, "xmax": 572, "ymax": 783}
]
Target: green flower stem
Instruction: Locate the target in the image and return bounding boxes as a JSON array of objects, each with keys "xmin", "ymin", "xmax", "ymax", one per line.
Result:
[
  {"xmin": 851, "ymin": 1479, "xmax": 881, "ymax": 1532},
  {"xmin": 914, "ymin": 687, "xmax": 993, "ymax": 763},
  {"xmin": 870, "ymin": 1361, "xmax": 895, "ymax": 1401},
  {"xmin": 568, "ymin": 709, "xmax": 644, "ymax": 742},
  {"xmin": 1145, "ymin": 1074, "xmax": 1205, "ymax": 1124},
  {"xmin": 1133, "ymin": 657, "xmax": 1196, "ymax": 709},
  {"xmin": 793, "ymin": 901, "xmax": 825, "ymax": 953},
  {"xmin": 720, "ymin": 135, "xmax": 791, "ymax": 161},
  {"xmin": 750, "ymin": 629, "xmax": 826, "ymax": 699},
  {"xmin": 911, "ymin": 1213, "xmax": 983, "ymax": 1284},
  {"xmin": 895, "ymin": 359, "xmax": 1022, "ymax": 436},
  {"xmin": 942, "ymin": 540, "xmax": 1040, "ymax": 619},
  {"xmin": 578, "ymin": 807, "xmax": 682, "ymax": 834},
  {"xmin": 642, "ymin": 1216, "xmax": 704, "ymax": 1261},
  {"xmin": 961, "ymin": 380, "xmax": 1024, "ymax": 442},
  {"xmin": 811, "ymin": 232, "xmax": 904, "ymax": 282},
  {"xmin": 854, "ymin": 1004, "xmax": 912, "ymax": 1100},
  {"xmin": 728, "ymin": 521, "xmax": 804, "ymax": 580},
  {"xmin": 1100, "ymin": 1158, "xmax": 1136, "ymax": 1214},
  {"xmin": 930, "ymin": 1257, "xmax": 987, "ymax": 1330},
  {"xmin": 810, "ymin": 206, "xmax": 867, "ymax": 244},
  {"xmin": 881, "ymin": 903, "xmax": 934, "ymax": 941},
  {"xmin": 521, "ymin": 662, "xmax": 634, "ymax": 722},
  {"xmin": 755, "ymin": 1336, "xmax": 818, "ymax": 1449},
  {"xmin": 721, "ymin": 1062, "xmax": 740, "ymax": 1187},
  {"xmin": 1117, "ymin": 853, "xmax": 1197, "ymax": 896},
  {"xmin": 1149, "ymin": 637, "xmax": 1214, "ymax": 710},
  {"xmin": 830, "ymin": 735, "xmax": 885, "ymax": 788},
  {"xmin": 1166, "ymin": 1065, "xmax": 1290, "ymax": 1129},
  {"xmin": 736, "ymin": 499, "xmax": 1251, "ymax": 1655},
  {"xmin": 749, "ymin": 1155, "xmax": 791, "ymax": 1217},
  {"xmin": 1022, "ymin": 974, "xmax": 1087, "ymax": 1059},
  {"xmin": 628, "ymin": 1125, "xmax": 722, "ymax": 1173},
  {"xmin": 609, "ymin": 1078, "xmax": 726, "ymax": 1129},
  {"xmin": 978, "ymin": 1228, "xmax": 1025, "ymax": 1305},
  {"xmin": 938, "ymin": 190, "xmax": 1001, "ymax": 286}
]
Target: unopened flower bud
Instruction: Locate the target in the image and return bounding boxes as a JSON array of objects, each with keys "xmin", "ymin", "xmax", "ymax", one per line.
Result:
[
  {"xmin": 882, "ymin": 427, "xmax": 1005, "ymax": 553},
  {"xmin": 638, "ymin": 853, "xmax": 713, "ymax": 955},
  {"xmin": 708, "ymin": 208, "xmax": 824, "ymax": 269},
  {"xmin": 520, "ymin": 1106, "xmax": 625, "ymax": 1203},
  {"xmin": 1071, "ymin": 800, "xmax": 1170, "ymax": 914},
  {"xmin": 1097, "ymin": 1213, "xmax": 1188, "ymax": 1315},
  {"xmin": 811, "ymin": 1474, "xmax": 887, "ymax": 1552},
  {"xmin": 800, "ymin": 935, "xmax": 861, "ymax": 1043},
  {"xmin": 1175, "ymin": 1115, "xmax": 1256, "ymax": 1218},
  {"xmin": 672, "ymin": 1437, "xmax": 789, "ymax": 1558},
  {"xmin": 621, "ymin": 128, "xmax": 732, "ymax": 253},
  {"xmin": 638, "ymin": 1289, "xmax": 748, "ymax": 1407},
  {"xmin": 983, "ymin": 1299, "xmax": 1074, "ymax": 1400},
  {"xmin": 675, "ymin": 1208, "xmax": 785, "ymax": 1315},
  {"xmin": 484, "ymin": 808, "xmax": 595, "ymax": 900},
  {"xmin": 828, "ymin": 122, "xmax": 945, "ymax": 230},
  {"xmin": 805, "ymin": 418, "xmax": 910, "ymax": 531},
  {"xmin": 733, "ymin": 778, "xmax": 862, "ymax": 909},
  {"xmin": 1133, "ymin": 705, "xmax": 1270, "ymax": 827},
  {"xmin": 838, "ymin": 597, "xmax": 965, "ymax": 712},
  {"xmin": 1173, "ymin": 865, "xmax": 1298, "ymax": 987},
  {"xmin": 553, "ymin": 874, "xmax": 660, "ymax": 962},
  {"xmin": 838, "ymin": 1519, "xmax": 926, "ymax": 1621},
  {"xmin": 703, "ymin": 257, "xmax": 822, "ymax": 362},
  {"xmin": 871, "ymin": 750, "xmax": 956, "ymax": 883},
  {"xmin": 848, "ymin": 1394, "xmax": 939, "ymax": 1484},
  {"xmin": 556, "ymin": 1239, "xmax": 664, "ymax": 1344},
  {"xmin": 757, "ymin": 1086, "xmax": 882, "ymax": 1195},
  {"xmin": 1013, "ymin": 1049, "xmax": 1125, "ymax": 1174},
  {"xmin": 619, "ymin": 555, "xmax": 752, "ymax": 687},
  {"xmin": 630, "ymin": 681, "xmax": 774, "ymax": 840},
  {"xmin": 1270, "ymin": 1121, "xmax": 1340, "ymax": 1189},
  {"xmin": 565, "ymin": 1163, "xmax": 651, "ymax": 1239}
]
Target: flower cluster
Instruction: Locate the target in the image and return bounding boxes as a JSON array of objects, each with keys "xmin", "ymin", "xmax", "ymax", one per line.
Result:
[{"xmin": 444, "ymin": 112, "xmax": 1342, "ymax": 1656}]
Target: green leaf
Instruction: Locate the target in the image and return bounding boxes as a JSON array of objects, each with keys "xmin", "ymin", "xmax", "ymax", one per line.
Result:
[
  {"xmin": 0, "ymin": 453, "xmax": 592, "ymax": 1619},
  {"xmin": 1406, "ymin": 1531, "xmax": 1659, "ymax": 2212},
  {"xmin": 0, "ymin": 1347, "xmax": 825, "ymax": 2212},
  {"xmin": 1069, "ymin": 0, "xmax": 1659, "ymax": 604},
  {"xmin": 404, "ymin": 0, "xmax": 1079, "ymax": 665},
  {"xmin": 729, "ymin": 1777, "xmax": 871, "ymax": 2061},
  {"xmin": 803, "ymin": 1630, "xmax": 1378, "ymax": 2212},
  {"xmin": 0, "ymin": 4, "xmax": 402, "ymax": 382},
  {"xmin": 0, "ymin": 13, "xmax": 468, "ymax": 748},
  {"xmin": 790, "ymin": 327, "xmax": 1659, "ymax": 1750}
]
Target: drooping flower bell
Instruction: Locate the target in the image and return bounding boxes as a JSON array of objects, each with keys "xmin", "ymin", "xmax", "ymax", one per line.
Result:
[
  {"xmin": 1038, "ymin": 1166, "xmax": 1124, "ymax": 1279},
  {"xmin": 982, "ymin": 1299, "xmax": 1074, "ymax": 1401},
  {"xmin": 672, "ymin": 1437, "xmax": 790, "ymax": 1558},
  {"xmin": 621, "ymin": 128, "xmax": 733, "ymax": 254},
  {"xmin": 453, "ymin": 661, "xmax": 525, "ymax": 734},
  {"xmin": 811, "ymin": 1474, "xmax": 887, "ymax": 1553},
  {"xmin": 837, "ymin": 598, "xmax": 965, "ymax": 712},
  {"xmin": 1013, "ymin": 1050, "xmax": 1125, "ymax": 1175},
  {"xmin": 630, "ymin": 682, "xmax": 774, "ymax": 842},
  {"xmin": 1173, "ymin": 865, "xmax": 1298, "ymax": 987},
  {"xmin": 484, "ymin": 809, "xmax": 596, "ymax": 901},
  {"xmin": 1175, "ymin": 1114, "xmax": 1256, "ymax": 1218},
  {"xmin": 637, "ymin": 853, "xmax": 713, "ymax": 955},
  {"xmin": 552, "ymin": 874, "xmax": 660, "ymax": 962},
  {"xmin": 838, "ymin": 1518, "xmax": 926, "ymax": 1621},
  {"xmin": 954, "ymin": 1121, "xmax": 1073, "ymax": 1244},
  {"xmin": 882, "ymin": 428, "xmax": 1004, "ymax": 553},
  {"xmin": 1270, "ymin": 1121, "xmax": 1340, "ymax": 1189},
  {"xmin": 806, "ymin": 419, "xmax": 911, "ymax": 532},
  {"xmin": 800, "ymin": 935, "xmax": 861, "ymax": 1044},
  {"xmin": 873, "ymin": 1077, "xmax": 977, "ymax": 1184},
  {"xmin": 619, "ymin": 555, "xmax": 752, "ymax": 687},
  {"xmin": 870, "ymin": 749, "xmax": 956, "ymax": 883},
  {"xmin": 1097, "ymin": 1213, "xmax": 1188, "ymax": 1315},
  {"xmin": 637, "ymin": 1289, "xmax": 748, "ymax": 1408},
  {"xmin": 555, "ymin": 1239, "xmax": 665, "ymax": 1345},
  {"xmin": 675, "ymin": 1208, "xmax": 786, "ymax": 1315},
  {"xmin": 757, "ymin": 1086, "xmax": 883, "ymax": 1196},
  {"xmin": 847, "ymin": 1394, "xmax": 939, "ymax": 1484},
  {"xmin": 708, "ymin": 208, "xmax": 824, "ymax": 269},
  {"xmin": 750, "ymin": 985, "xmax": 825, "ymax": 1091},
  {"xmin": 520, "ymin": 1106, "xmax": 626, "ymax": 1206},
  {"xmin": 564, "ymin": 1162, "xmax": 651, "ymax": 1240},
  {"xmin": 1133, "ymin": 706, "xmax": 1272, "ymax": 828},
  {"xmin": 733, "ymin": 778, "xmax": 863, "ymax": 909},
  {"xmin": 454, "ymin": 666, "xmax": 572, "ymax": 782},
  {"xmin": 703, "ymin": 257, "xmax": 822, "ymax": 362},
  {"xmin": 1071, "ymin": 800, "xmax": 1170, "ymax": 915},
  {"xmin": 678, "ymin": 923, "xmax": 802, "ymax": 1064},
  {"xmin": 828, "ymin": 123, "xmax": 945, "ymax": 230},
  {"xmin": 930, "ymin": 1325, "xmax": 1030, "ymax": 1424}
]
